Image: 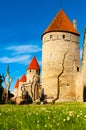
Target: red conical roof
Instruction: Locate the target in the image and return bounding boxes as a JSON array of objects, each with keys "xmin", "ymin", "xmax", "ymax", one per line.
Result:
[
  {"xmin": 27, "ymin": 56, "xmax": 40, "ymax": 70},
  {"xmin": 19, "ymin": 75, "xmax": 27, "ymax": 82},
  {"xmin": 42, "ymin": 9, "xmax": 79, "ymax": 37},
  {"xmin": 14, "ymin": 79, "xmax": 19, "ymax": 89}
]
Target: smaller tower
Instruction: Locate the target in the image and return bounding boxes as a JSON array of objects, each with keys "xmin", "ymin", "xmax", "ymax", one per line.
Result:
[
  {"xmin": 26, "ymin": 56, "xmax": 40, "ymax": 83},
  {"xmin": 18, "ymin": 75, "xmax": 27, "ymax": 98},
  {"xmin": 13, "ymin": 57, "xmax": 40, "ymax": 101},
  {"xmin": 26, "ymin": 56, "xmax": 40, "ymax": 100}
]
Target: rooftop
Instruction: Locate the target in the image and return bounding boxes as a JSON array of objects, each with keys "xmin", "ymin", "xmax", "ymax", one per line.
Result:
[
  {"xmin": 42, "ymin": 9, "xmax": 79, "ymax": 37},
  {"xmin": 27, "ymin": 56, "xmax": 40, "ymax": 70},
  {"xmin": 14, "ymin": 79, "xmax": 19, "ymax": 88},
  {"xmin": 19, "ymin": 75, "xmax": 27, "ymax": 82}
]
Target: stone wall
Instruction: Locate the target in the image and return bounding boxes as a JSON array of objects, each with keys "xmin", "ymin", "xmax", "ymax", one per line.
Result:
[
  {"xmin": 82, "ymin": 30, "xmax": 86, "ymax": 86},
  {"xmin": 75, "ymin": 72, "xmax": 84, "ymax": 102},
  {"xmin": 27, "ymin": 69, "xmax": 40, "ymax": 83}
]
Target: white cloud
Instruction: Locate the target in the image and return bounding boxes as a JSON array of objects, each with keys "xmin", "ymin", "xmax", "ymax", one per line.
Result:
[
  {"xmin": 1, "ymin": 42, "xmax": 42, "ymax": 65},
  {"xmin": 6, "ymin": 44, "xmax": 41, "ymax": 54},
  {"xmin": 0, "ymin": 55, "xmax": 31, "ymax": 63}
]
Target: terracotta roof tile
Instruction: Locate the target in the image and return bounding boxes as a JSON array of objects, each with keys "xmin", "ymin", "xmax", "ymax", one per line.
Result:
[
  {"xmin": 27, "ymin": 56, "xmax": 40, "ymax": 70},
  {"xmin": 42, "ymin": 9, "xmax": 79, "ymax": 37},
  {"xmin": 14, "ymin": 79, "xmax": 19, "ymax": 89},
  {"xmin": 19, "ymin": 75, "xmax": 27, "ymax": 82}
]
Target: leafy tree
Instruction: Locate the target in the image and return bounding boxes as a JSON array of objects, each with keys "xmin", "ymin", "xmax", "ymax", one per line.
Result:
[{"xmin": 0, "ymin": 74, "xmax": 4, "ymax": 102}]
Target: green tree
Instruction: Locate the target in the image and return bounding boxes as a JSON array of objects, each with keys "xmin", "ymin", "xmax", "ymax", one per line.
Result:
[{"xmin": 0, "ymin": 74, "xmax": 4, "ymax": 102}]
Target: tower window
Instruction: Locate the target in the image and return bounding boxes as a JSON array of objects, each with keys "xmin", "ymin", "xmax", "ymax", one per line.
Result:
[
  {"xmin": 50, "ymin": 35, "xmax": 52, "ymax": 39},
  {"xmin": 30, "ymin": 70, "xmax": 31, "ymax": 72},
  {"xmin": 63, "ymin": 35, "xmax": 65, "ymax": 39},
  {"xmin": 67, "ymin": 83, "xmax": 69, "ymax": 86},
  {"xmin": 77, "ymin": 67, "xmax": 79, "ymax": 72},
  {"xmin": 36, "ymin": 70, "xmax": 38, "ymax": 73}
]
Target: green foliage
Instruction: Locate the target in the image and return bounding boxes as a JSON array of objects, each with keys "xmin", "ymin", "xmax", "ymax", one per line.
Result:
[
  {"xmin": 0, "ymin": 74, "xmax": 4, "ymax": 102},
  {"xmin": 35, "ymin": 101, "xmax": 41, "ymax": 105},
  {"xmin": 0, "ymin": 74, "xmax": 4, "ymax": 87},
  {"xmin": 0, "ymin": 102, "xmax": 86, "ymax": 130}
]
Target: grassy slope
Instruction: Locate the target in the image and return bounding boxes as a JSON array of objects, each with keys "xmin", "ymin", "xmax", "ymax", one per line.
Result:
[{"xmin": 0, "ymin": 102, "xmax": 86, "ymax": 130}]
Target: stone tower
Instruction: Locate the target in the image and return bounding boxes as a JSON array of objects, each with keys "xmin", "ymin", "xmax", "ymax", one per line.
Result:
[
  {"xmin": 26, "ymin": 56, "xmax": 40, "ymax": 100},
  {"xmin": 26, "ymin": 56, "xmax": 40, "ymax": 83},
  {"xmin": 42, "ymin": 9, "xmax": 80, "ymax": 101},
  {"xmin": 82, "ymin": 28, "xmax": 86, "ymax": 86},
  {"xmin": 81, "ymin": 28, "xmax": 86, "ymax": 101}
]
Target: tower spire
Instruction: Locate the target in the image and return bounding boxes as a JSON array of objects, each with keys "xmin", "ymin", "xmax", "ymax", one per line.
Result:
[{"xmin": 60, "ymin": 0, "xmax": 62, "ymax": 9}]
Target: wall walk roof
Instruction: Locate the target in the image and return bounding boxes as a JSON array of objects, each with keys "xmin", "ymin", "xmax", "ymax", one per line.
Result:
[
  {"xmin": 27, "ymin": 56, "xmax": 40, "ymax": 70},
  {"xmin": 42, "ymin": 9, "xmax": 79, "ymax": 37},
  {"xmin": 19, "ymin": 75, "xmax": 27, "ymax": 82},
  {"xmin": 14, "ymin": 79, "xmax": 19, "ymax": 88}
]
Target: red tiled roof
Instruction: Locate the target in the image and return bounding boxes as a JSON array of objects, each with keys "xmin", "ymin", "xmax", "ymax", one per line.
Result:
[
  {"xmin": 14, "ymin": 79, "xmax": 19, "ymax": 89},
  {"xmin": 27, "ymin": 56, "xmax": 40, "ymax": 70},
  {"xmin": 42, "ymin": 9, "xmax": 79, "ymax": 37},
  {"xmin": 19, "ymin": 75, "xmax": 27, "ymax": 82}
]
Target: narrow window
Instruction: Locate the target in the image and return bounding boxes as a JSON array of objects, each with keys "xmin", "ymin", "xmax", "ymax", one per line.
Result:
[
  {"xmin": 36, "ymin": 70, "xmax": 38, "ymax": 73},
  {"xmin": 77, "ymin": 67, "xmax": 79, "ymax": 72},
  {"xmin": 63, "ymin": 35, "xmax": 65, "ymax": 39},
  {"xmin": 67, "ymin": 83, "xmax": 69, "ymax": 86},
  {"xmin": 50, "ymin": 35, "xmax": 52, "ymax": 39},
  {"xmin": 30, "ymin": 70, "xmax": 31, "ymax": 72}
]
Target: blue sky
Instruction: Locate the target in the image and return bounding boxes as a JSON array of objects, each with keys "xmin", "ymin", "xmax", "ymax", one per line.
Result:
[{"xmin": 0, "ymin": 0, "xmax": 86, "ymax": 91}]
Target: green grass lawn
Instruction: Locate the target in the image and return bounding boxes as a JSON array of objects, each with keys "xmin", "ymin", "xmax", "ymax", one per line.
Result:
[{"xmin": 0, "ymin": 102, "xmax": 86, "ymax": 130}]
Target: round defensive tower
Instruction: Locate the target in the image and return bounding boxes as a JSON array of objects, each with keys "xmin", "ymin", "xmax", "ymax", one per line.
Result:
[{"xmin": 42, "ymin": 9, "xmax": 80, "ymax": 101}]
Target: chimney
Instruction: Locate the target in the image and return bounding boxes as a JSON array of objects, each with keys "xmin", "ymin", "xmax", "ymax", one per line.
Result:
[{"xmin": 73, "ymin": 19, "xmax": 77, "ymax": 30}]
